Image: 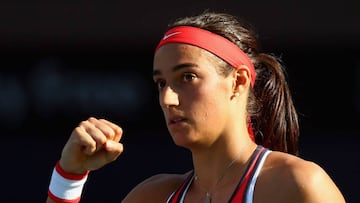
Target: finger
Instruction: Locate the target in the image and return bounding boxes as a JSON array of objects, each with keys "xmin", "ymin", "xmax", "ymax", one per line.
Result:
[
  {"xmin": 99, "ymin": 118, "xmax": 123, "ymax": 142},
  {"xmin": 83, "ymin": 141, "xmax": 124, "ymax": 171},
  {"xmin": 71, "ymin": 126, "xmax": 97, "ymax": 155},
  {"xmin": 79, "ymin": 120, "xmax": 107, "ymax": 152},
  {"xmin": 88, "ymin": 117, "xmax": 116, "ymax": 140}
]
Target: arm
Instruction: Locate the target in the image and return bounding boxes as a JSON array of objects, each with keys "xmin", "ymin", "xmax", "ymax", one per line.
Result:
[{"xmin": 46, "ymin": 117, "xmax": 124, "ymax": 203}]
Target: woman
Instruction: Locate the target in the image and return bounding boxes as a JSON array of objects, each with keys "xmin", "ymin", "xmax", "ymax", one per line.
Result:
[{"xmin": 46, "ymin": 11, "xmax": 346, "ymax": 203}]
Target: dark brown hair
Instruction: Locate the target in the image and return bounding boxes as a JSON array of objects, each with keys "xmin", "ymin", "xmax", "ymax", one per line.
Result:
[{"xmin": 167, "ymin": 11, "xmax": 299, "ymax": 155}]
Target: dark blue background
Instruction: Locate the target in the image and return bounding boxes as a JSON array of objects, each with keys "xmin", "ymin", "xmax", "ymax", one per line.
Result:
[{"xmin": 0, "ymin": 1, "xmax": 359, "ymax": 202}]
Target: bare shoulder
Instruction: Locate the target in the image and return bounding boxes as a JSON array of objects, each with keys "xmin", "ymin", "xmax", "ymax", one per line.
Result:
[
  {"xmin": 255, "ymin": 151, "xmax": 346, "ymax": 203},
  {"xmin": 121, "ymin": 171, "xmax": 192, "ymax": 203}
]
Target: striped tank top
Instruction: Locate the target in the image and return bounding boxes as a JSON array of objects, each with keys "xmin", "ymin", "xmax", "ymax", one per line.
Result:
[{"xmin": 166, "ymin": 145, "xmax": 271, "ymax": 203}]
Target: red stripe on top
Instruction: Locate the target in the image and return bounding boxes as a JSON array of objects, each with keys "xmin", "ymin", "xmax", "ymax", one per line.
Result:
[{"xmin": 55, "ymin": 161, "xmax": 89, "ymax": 181}]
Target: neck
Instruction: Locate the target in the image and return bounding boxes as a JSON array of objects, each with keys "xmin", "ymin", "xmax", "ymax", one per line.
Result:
[{"xmin": 191, "ymin": 138, "xmax": 257, "ymax": 192}]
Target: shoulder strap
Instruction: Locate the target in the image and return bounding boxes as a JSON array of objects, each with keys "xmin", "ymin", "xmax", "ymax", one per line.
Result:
[
  {"xmin": 166, "ymin": 171, "xmax": 194, "ymax": 203},
  {"xmin": 228, "ymin": 145, "xmax": 267, "ymax": 202}
]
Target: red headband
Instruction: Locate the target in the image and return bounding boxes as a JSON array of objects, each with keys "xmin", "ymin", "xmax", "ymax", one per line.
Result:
[{"xmin": 155, "ymin": 26, "xmax": 256, "ymax": 87}]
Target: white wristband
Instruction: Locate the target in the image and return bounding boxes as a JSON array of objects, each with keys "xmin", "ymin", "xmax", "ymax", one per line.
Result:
[{"xmin": 48, "ymin": 161, "xmax": 89, "ymax": 203}]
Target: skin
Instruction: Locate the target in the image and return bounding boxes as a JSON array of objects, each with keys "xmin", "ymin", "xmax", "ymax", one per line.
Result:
[{"xmin": 46, "ymin": 43, "xmax": 346, "ymax": 203}]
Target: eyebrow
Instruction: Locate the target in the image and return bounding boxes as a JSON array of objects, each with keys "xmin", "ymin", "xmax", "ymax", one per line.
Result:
[{"xmin": 152, "ymin": 63, "xmax": 199, "ymax": 77}]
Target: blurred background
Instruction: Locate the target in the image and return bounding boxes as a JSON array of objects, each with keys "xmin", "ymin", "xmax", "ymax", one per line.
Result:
[{"xmin": 0, "ymin": 0, "xmax": 359, "ymax": 202}]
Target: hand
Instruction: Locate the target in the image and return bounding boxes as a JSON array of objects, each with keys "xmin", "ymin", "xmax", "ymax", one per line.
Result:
[{"xmin": 59, "ymin": 117, "xmax": 124, "ymax": 174}]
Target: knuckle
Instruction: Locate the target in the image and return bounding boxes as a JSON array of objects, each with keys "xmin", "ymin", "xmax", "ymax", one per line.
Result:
[
  {"xmin": 79, "ymin": 120, "xmax": 89, "ymax": 127},
  {"xmin": 72, "ymin": 126, "xmax": 83, "ymax": 135}
]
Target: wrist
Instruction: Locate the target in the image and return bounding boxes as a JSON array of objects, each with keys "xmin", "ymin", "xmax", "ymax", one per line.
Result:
[{"xmin": 58, "ymin": 159, "xmax": 89, "ymax": 176}]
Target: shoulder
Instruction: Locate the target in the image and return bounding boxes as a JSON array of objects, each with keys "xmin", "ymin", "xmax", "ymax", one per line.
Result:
[
  {"xmin": 255, "ymin": 150, "xmax": 345, "ymax": 203},
  {"xmin": 121, "ymin": 171, "xmax": 192, "ymax": 203}
]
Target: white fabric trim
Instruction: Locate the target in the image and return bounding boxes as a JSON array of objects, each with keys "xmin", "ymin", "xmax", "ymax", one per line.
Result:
[{"xmin": 244, "ymin": 150, "xmax": 271, "ymax": 203}]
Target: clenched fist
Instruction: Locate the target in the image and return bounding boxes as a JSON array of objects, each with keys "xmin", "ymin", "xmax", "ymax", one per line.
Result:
[{"xmin": 59, "ymin": 117, "xmax": 124, "ymax": 174}]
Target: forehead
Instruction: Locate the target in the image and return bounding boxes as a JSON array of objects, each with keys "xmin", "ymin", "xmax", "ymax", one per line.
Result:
[{"xmin": 153, "ymin": 43, "xmax": 211, "ymax": 71}]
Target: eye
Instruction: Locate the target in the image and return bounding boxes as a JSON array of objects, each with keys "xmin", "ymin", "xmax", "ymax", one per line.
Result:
[
  {"xmin": 154, "ymin": 79, "xmax": 166, "ymax": 90},
  {"xmin": 182, "ymin": 73, "xmax": 196, "ymax": 82}
]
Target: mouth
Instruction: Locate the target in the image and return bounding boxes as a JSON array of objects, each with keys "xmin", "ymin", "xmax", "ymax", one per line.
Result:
[{"xmin": 168, "ymin": 116, "xmax": 187, "ymax": 125}]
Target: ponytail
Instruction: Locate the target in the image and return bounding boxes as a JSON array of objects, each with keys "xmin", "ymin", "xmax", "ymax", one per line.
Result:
[{"xmin": 249, "ymin": 53, "xmax": 299, "ymax": 155}]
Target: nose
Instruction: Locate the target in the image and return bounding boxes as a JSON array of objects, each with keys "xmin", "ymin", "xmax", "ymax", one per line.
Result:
[{"xmin": 159, "ymin": 86, "xmax": 179, "ymax": 108}]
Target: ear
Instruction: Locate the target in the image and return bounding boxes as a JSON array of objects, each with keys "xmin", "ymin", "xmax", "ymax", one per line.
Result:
[{"xmin": 232, "ymin": 65, "xmax": 251, "ymax": 94}]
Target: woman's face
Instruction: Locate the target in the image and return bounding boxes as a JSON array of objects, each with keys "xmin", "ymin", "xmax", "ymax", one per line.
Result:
[{"xmin": 153, "ymin": 44, "xmax": 236, "ymax": 147}]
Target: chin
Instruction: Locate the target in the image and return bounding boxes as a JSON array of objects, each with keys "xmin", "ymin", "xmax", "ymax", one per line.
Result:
[
  {"xmin": 170, "ymin": 133, "xmax": 191, "ymax": 146},
  {"xmin": 170, "ymin": 132, "xmax": 201, "ymax": 149}
]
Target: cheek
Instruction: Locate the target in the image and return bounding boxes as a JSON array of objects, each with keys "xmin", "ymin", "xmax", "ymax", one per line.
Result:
[
  {"xmin": 199, "ymin": 81, "xmax": 232, "ymax": 119},
  {"xmin": 193, "ymin": 96, "xmax": 228, "ymax": 137},
  {"xmin": 183, "ymin": 74, "xmax": 232, "ymax": 120},
  {"xmin": 191, "ymin": 87, "xmax": 227, "ymax": 122}
]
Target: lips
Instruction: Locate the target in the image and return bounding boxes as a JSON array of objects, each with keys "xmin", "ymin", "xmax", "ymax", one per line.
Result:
[{"xmin": 168, "ymin": 116, "xmax": 186, "ymax": 125}]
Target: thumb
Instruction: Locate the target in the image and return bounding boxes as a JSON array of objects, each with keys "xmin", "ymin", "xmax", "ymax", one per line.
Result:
[{"xmin": 104, "ymin": 140, "xmax": 124, "ymax": 162}]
